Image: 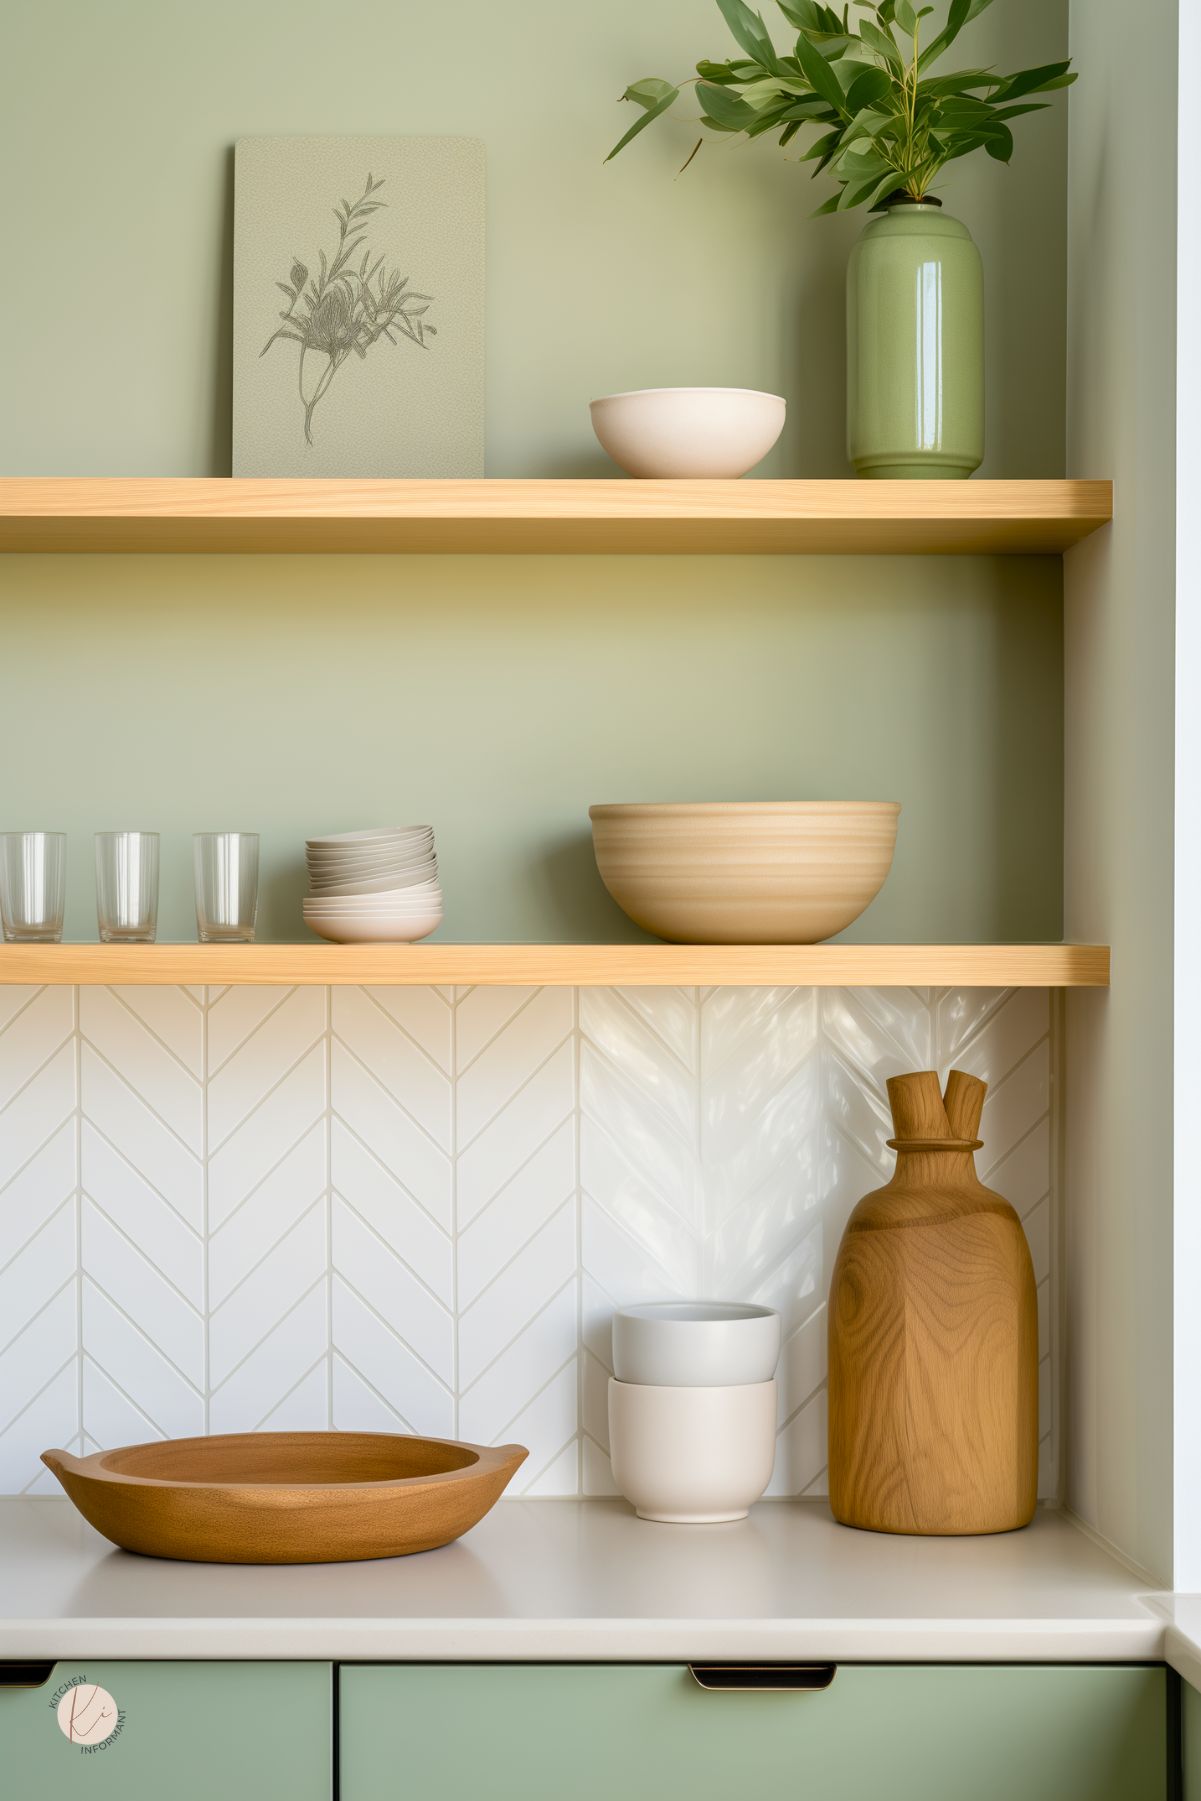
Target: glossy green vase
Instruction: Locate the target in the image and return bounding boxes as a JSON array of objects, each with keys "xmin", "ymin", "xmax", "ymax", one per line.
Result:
[{"xmin": 847, "ymin": 202, "xmax": 984, "ymax": 479}]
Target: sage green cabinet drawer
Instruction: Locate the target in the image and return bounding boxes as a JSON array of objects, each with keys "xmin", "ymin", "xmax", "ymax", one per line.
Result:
[
  {"xmin": 1185, "ymin": 1680, "xmax": 1201, "ymax": 1798},
  {"xmin": 0, "ymin": 1661, "xmax": 331, "ymax": 1798},
  {"xmin": 340, "ymin": 1663, "xmax": 1167, "ymax": 1801}
]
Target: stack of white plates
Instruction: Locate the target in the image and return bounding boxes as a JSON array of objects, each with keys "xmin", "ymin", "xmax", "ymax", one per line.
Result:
[{"xmin": 302, "ymin": 827, "xmax": 442, "ymax": 943}]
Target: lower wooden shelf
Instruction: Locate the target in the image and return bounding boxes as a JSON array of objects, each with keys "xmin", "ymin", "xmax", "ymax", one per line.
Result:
[{"xmin": 0, "ymin": 943, "xmax": 1110, "ymax": 986}]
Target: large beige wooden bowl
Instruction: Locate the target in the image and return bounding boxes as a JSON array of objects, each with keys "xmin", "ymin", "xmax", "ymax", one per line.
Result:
[{"xmin": 589, "ymin": 802, "xmax": 900, "ymax": 944}]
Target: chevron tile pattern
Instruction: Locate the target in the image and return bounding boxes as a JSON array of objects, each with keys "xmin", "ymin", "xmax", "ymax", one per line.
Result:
[
  {"xmin": 0, "ymin": 988, "xmax": 77, "ymax": 1493},
  {"xmin": 0, "ymin": 984, "xmax": 1058, "ymax": 1499}
]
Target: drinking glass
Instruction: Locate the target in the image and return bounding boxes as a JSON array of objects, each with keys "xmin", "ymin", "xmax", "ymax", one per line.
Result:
[
  {"xmin": 194, "ymin": 833, "xmax": 259, "ymax": 943},
  {"xmin": 0, "ymin": 832, "xmax": 67, "ymax": 942},
  {"xmin": 95, "ymin": 832, "xmax": 159, "ymax": 943}
]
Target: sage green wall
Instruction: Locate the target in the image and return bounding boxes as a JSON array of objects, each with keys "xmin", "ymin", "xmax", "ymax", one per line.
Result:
[
  {"xmin": 1063, "ymin": 0, "xmax": 1177, "ymax": 1582},
  {"xmin": 2, "ymin": 553, "xmax": 1060, "ymax": 943},
  {"xmin": 2, "ymin": 0, "xmax": 1068, "ymax": 943}
]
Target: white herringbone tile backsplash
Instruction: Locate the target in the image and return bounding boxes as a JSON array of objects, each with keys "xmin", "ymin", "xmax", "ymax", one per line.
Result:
[{"xmin": 0, "ymin": 985, "xmax": 1058, "ymax": 1499}]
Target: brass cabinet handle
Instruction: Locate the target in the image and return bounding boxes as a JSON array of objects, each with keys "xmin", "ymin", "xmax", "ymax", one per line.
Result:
[
  {"xmin": 688, "ymin": 1664, "xmax": 837, "ymax": 1693},
  {"xmin": 0, "ymin": 1662, "xmax": 55, "ymax": 1689}
]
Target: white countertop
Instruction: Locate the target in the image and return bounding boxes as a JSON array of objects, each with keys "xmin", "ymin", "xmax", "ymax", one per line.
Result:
[{"xmin": 0, "ymin": 1497, "xmax": 1174, "ymax": 1664}]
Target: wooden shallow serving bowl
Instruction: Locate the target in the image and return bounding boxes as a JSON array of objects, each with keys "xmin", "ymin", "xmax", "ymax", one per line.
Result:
[
  {"xmin": 41, "ymin": 1431, "xmax": 528, "ymax": 1564},
  {"xmin": 589, "ymin": 802, "xmax": 900, "ymax": 944}
]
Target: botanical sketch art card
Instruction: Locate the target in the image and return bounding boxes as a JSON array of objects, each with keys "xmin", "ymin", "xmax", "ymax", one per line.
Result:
[{"xmin": 233, "ymin": 136, "xmax": 484, "ymax": 476}]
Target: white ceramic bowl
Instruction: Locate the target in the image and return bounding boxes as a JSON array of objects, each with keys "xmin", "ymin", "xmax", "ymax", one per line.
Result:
[
  {"xmin": 307, "ymin": 846, "xmax": 433, "ymax": 868},
  {"xmin": 304, "ymin": 907, "xmax": 443, "ymax": 943},
  {"xmin": 308, "ymin": 866, "xmax": 438, "ymax": 896},
  {"xmin": 302, "ymin": 890, "xmax": 442, "ymax": 911},
  {"xmin": 612, "ymin": 1302, "xmax": 780, "ymax": 1388},
  {"xmin": 302, "ymin": 900, "xmax": 439, "ymax": 915},
  {"xmin": 608, "ymin": 1378, "xmax": 777, "ymax": 1523},
  {"xmin": 589, "ymin": 387, "xmax": 785, "ymax": 480},
  {"xmin": 306, "ymin": 827, "xmax": 433, "ymax": 849},
  {"xmin": 307, "ymin": 833, "xmax": 433, "ymax": 855}
]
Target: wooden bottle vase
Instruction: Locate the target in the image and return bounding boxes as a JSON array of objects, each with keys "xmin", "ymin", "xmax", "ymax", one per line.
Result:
[{"xmin": 828, "ymin": 1068, "xmax": 1037, "ymax": 1535}]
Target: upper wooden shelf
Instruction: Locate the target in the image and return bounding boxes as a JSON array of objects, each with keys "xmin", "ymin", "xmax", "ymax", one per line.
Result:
[
  {"xmin": 0, "ymin": 943, "xmax": 1109, "ymax": 987},
  {"xmin": 0, "ymin": 478, "xmax": 1112, "ymax": 555}
]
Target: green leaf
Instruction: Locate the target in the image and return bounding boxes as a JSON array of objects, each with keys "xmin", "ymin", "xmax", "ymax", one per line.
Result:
[
  {"xmin": 894, "ymin": 0, "xmax": 918, "ymax": 36},
  {"xmin": 858, "ymin": 18, "xmax": 904, "ymax": 71},
  {"xmin": 837, "ymin": 173, "xmax": 887, "ymax": 210},
  {"xmin": 623, "ymin": 77, "xmax": 678, "ymax": 110},
  {"xmin": 989, "ymin": 60, "xmax": 1075, "ymax": 102},
  {"xmin": 934, "ymin": 96, "xmax": 994, "ymax": 122},
  {"xmin": 917, "ymin": 68, "xmax": 998, "ymax": 97},
  {"xmin": 792, "ymin": 27, "xmax": 850, "ymax": 111},
  {"xmin": 778, "ymin": 93, "xmax": 841, "ymax": 119},
  {"xmin": 864, "ymin": 169, "xmax": 906, "ymax": 208},
  {"xmin": 716, "ymin": 0, "xmax": 781, "ymax": 67},
  {"xmin": 605, "ymin": 83, "xmax": 681, "ymax": 159},
  {"xmin": 778, "ymin": 0, "xmax": 850, "ymax": 36},
  {"xmin": 739, "ymin": 73, "xmax": 813, "ymax": 101},
  {"xmin": 844, "ymin": 63, "xmax": 893, "ymax": 112},
  {"xmin": 918, "ymin": 0, "xmax": 992, "ymax": 72},
  {"xmin": 696, "ymin": 78, "xmax": 760, "ymax": 126},
  {"xmin": 988, "ymin": 101, "xmax": 1049, "ymax": 122},
  {"xmin": 983, "ymin": 120, "xmax": 1014, "ymax": 160},
  {"xmin": 833, "ymin": 145, "xmax": 891, "ymax": 178},
  {"xmin": 745, "ymin": 101, "xmax": 797, "ymax": 135},
  {"xmin": 843, "ymin": 105, "xmax": 893, "ymax": 140},
  {"xmin": 776, "ymin": 0, "xmax": 821, "ymax": 27},
  {"xmin": 800, "ymin": 125, "xmax": 843, "ymax": 163}
]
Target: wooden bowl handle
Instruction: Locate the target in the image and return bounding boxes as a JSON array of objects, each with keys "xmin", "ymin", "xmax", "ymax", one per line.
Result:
[{"xmin": 40, "ymin": 1448, "xmax": 80, "ymax": 1482}]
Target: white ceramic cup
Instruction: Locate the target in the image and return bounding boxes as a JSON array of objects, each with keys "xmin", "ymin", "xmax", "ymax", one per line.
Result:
[
  {"xmin": 612, "ymin": 1301, "xmax": 780, "ymax": 1387},
  {"xmin": 608, "ymin": 1377, "xmax": 777, "ymax": 1523}
]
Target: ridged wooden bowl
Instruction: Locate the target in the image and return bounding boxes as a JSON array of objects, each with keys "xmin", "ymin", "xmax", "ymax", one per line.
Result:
[
  {"xmin": 42, "ymin": 1431, "xmax": 528, "ymax": 1564},
  {"xmin": 589, "ymin": 801, "xmax": 900, "ymax": 944}
]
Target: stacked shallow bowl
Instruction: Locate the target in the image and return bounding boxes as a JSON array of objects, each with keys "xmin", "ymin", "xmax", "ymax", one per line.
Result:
[
  {"xmin": 607, "ymin": 1302, "xmax": 780, "ymax": 1523},
  {"xmin": 302, "ymin": 827, "xmax": 443, "ymax": 943}
]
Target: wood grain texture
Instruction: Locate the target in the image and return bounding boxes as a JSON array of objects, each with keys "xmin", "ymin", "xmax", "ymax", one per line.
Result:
[
  {"xmin": 0, "ymin": 942, "xmax": 1110, "ymax": 986},
  {"xmin": 0, "ymin": 478, "xmax": 1112, "ymax": 554},
  {"xmin": 41, "ymin": 1431, "xmax": 528, "ymax": 1563},
  {"xmin": 828, "ymin": 1069, "xmax": 1038, "ymax": 1535},
  {"xmin": 589, "ymin": 801, "xmax": 899, "ymax": 943}
]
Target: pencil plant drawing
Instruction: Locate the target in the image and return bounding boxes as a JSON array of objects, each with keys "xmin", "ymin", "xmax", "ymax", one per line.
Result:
[{"xmin": 260, "ymin": 173, "xmax": 437, "ymax": 445}]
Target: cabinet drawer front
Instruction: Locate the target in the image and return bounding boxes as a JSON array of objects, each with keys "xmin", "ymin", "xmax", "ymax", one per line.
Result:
[
  {"xmin": 340, "ymin": 1663, "xmax": 1166, "ymax": 1801},
  {"xmin": 0, "ymin": 1661, "xmax": 331, "ymax": 1799}
]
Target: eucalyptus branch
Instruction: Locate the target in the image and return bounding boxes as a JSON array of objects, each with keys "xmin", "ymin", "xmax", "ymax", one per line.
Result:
[
  {"xmin": 260, "ymin": 173, "xmax": 438, "ymax": 446},
  {"xmin": 607, "ymin": 0, "xmax": 1075, "ymax": 213}
]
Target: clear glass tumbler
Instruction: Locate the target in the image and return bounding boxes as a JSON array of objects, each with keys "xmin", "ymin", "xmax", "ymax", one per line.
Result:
[
  {"xmin": 95, "ymin": 832, "xmax": 159, "ymax": 943},
  {"xmin": 193, "ymin": 832, "xmax": 259, "ymax": 943},
  {"xmin": 0, "ymin": 832, "xmax": 67, "ymax": 942}
]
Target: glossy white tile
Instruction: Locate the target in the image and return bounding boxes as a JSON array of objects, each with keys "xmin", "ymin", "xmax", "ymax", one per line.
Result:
[{"xmin": 0, "ymin": 984, "xmax": 1058, "ymax": 1498}]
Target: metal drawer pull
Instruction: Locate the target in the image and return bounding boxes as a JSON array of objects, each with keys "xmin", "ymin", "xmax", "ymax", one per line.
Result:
[
  {"xmin": 0, "ymin": 1663, "xmax": 55, "ymax": 1689},
  {"xmin": 688, "ymin": 1664, "xmax": 837, "ymax": 1693}
]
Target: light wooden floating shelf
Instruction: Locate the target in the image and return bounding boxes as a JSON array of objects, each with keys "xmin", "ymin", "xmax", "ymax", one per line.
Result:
[
  {"xmin": 0, "ymin": 478, "xmax": 1112, "ymax": 555},
  {"xmin": 0, "ymin": 943, "xmax": 1110, "ymax": 987}
]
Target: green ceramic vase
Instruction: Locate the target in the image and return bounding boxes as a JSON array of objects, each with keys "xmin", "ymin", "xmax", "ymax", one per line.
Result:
[{"xmin": 846, "ymin": 201, "xmax": 984, "ymax": 479}]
